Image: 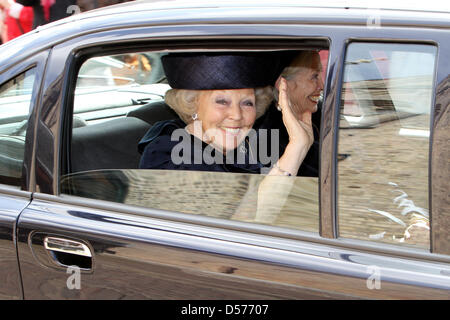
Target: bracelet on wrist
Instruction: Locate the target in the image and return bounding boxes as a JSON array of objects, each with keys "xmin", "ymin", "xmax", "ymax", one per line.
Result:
[{"xmin": 273, "ymin": 162, "xmax": 292, "ymax": 176}]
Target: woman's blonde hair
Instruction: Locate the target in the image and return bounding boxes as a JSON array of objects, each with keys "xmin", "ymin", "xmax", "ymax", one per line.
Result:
[
  {"xmin": 280, "ymin": 50, "xmax": 322, "ymax": 80},
  {"xmin": 165, "ymin": 86, "xmax": 273, "ymax": 124},
  {"xmin": 273, "ymin": 50, "xmax": 323, "ymax": 102}
]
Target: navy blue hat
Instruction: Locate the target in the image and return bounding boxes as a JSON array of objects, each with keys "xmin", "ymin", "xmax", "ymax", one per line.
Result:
[{"xmin": 161, "ymin": 52, "xmax": 281, "ymax": 90}]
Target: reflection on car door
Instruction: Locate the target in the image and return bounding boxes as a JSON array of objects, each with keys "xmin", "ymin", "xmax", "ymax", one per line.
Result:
[
  {"xmin": 16, "ymin": 197, "xmax": 338, "ymax": 299},
  {"xmin": 0, "ymin": 191, "xmax": 31, "ymax": 299},
  {"xmin": 15, "ymin": 194, "xmax": 450, "ymax": 300}
]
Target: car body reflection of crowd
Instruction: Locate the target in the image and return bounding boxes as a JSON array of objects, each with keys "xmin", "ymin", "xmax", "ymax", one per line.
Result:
[{"xmin": 0, "ymin": 0, "xmax": 134, "ymax": 44}]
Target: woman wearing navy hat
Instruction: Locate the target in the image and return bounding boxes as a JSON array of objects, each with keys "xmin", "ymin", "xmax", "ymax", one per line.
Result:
[{"xmin": 138, "ymin": 52, "xmax": 314, "ymax": 178}]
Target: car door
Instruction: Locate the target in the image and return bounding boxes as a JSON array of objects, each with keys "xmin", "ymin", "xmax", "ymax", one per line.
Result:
[
  {"xmin": 15, "ymin": 24, "xmax": 343, "ymax": 300},
  {"xmin": 15, "ymin": 17, "xmax": 450, "ymax": 300},
  {"xmin": 0, "ymin": 51, "xmax": 49, "ymax": 299}
]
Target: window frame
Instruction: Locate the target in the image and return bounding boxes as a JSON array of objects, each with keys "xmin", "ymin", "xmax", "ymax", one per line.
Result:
[
  {"xmin": 332, "ymin": 38, "xmax": 450, "ymax": 256},
  {"xmin": 60, "ymin": 38, "xmax": 330, "ymax": 235},
  {"xmin": 0, "ymin": 50, "xmax": 50, "ymax": 192},
  {"xmin": 430, "ymin": 38, "xmax": 450, "ymax": 255},
  {"xmin": 334, "ymin": 40, "xmax": 438, "ymax": 250}
]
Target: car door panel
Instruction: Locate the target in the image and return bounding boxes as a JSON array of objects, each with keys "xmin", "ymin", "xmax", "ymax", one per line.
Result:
[
  {"xmin": 16, "ymin": 196, "xmax": 450, "ymax": 300},
  {"xmin": 0, "ymin": 190, "xmax": 31, "ymax": 299},
  {"xmin": 0, "ymin": 49, "xmax": 49, "ymax": 300},
  {"xmin": 17, "ymin": 198, "xmax": 344, "ymax": 299}
]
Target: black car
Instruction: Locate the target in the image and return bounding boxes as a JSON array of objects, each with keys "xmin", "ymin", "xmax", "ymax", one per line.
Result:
[{"xmin": 0, "ymin": 0, "xmax": 449, "ymax": 300}]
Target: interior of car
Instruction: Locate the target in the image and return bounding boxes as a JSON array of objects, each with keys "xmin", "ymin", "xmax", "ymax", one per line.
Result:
[{"xmin": 68, "ymin": 48, "xmax": 326, "ymax": 175}]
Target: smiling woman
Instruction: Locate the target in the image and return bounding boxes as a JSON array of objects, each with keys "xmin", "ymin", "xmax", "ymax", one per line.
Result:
[
  {"xmin": 274, "ymin": 51, "xmax": 324, "ymax": 114},
  {"xmin": 138, "ymin": 51, "xmax": 314, "ymax": 178},
  {"xmin": 141, "ymin": 86, "xmax": 273, "ymax": 172},
  {"xmin": 138, "ymin": 52, "xmax": 279, "ymax": 173},
  {"xmin": 63, "ymin": 49, "xmax": 322, "ymax": 232}
]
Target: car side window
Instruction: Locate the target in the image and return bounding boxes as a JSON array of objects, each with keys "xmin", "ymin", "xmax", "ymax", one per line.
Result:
[
  {"xmin": 337, "ymin": 43, "xmax": 437, "ymax": 249},
  {"xmin": 61, "ymin": 49, "xmax": 322, "ymax": 234},
  {"xmin": 0, "ymin": 68, "xmax": 36, "ymax": 187},
  {"xmin": 73, "ymin": 53, "xmax": 167, "ymax": 125}
]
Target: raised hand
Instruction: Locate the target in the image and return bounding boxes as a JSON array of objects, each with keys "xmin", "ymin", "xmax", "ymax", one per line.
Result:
[{"xmin": 278, "ymin": 77, "xmax": 314, "ymax": 149}]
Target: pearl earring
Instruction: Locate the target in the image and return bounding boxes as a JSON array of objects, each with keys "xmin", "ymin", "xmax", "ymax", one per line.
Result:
[{"xmin": 192, "ymin": 113, "xmax": 198, "ymax": 121}]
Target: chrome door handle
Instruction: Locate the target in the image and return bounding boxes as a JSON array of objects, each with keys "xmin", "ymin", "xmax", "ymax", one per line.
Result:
[{"xmin": 44, "ymin": 236, "xmax": 92, "ymax": 257}]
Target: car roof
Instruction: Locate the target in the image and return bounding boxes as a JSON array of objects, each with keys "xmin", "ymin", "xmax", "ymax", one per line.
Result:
[
  {"xmin": 0, "ymin": 0, "xmax": 449, "ymax": 73},
  {"xmin": 85, "ymin": 0, "xmax": 450, "ymax": 15}
]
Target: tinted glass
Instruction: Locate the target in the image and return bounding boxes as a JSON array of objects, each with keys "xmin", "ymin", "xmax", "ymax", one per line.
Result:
[
  {"xmin": 0, "ymin": 68, "xmax": 36, "ymax": 186},
  {"xmin": 337, "ymin": 43, "xmax": 436, "ymax": 249},
  {"xmin": 62, "ymin": 50, "xmax": 324, "ymax": 233},
  {"xmin": 61, "ymin": 170, "xmax": 319, "ymax": 232},
  {"xmin": 74, "ymin": 53, "xmax": 167, "ymax": 125}
]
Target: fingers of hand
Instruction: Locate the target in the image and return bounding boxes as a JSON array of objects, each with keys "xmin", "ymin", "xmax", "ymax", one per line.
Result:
[
  {"xmin": 278, "ymin": 78, "xmax": 297, "ymax": 123},
  {"xmin": 278, "ymin": 78, "xmax": 289, "ymax": 112}
]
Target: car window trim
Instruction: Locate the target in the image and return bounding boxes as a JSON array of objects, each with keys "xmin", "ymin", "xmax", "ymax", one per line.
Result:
[
  {"xmin": 0, "ymin": 184, "xmax": 32, "ymax": 198},
  {"xmin": 58, "ymin": 37, "xmax": 331, "ymax": 231},
  {"xmin": 430, "ymin": 40, "xmax": 450, "ymax": 255}
]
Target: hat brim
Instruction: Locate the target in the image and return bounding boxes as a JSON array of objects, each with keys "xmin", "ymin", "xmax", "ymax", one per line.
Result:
[{"xmin": 162, "ymin": 52, "xmax": 281, "ymax": 90}]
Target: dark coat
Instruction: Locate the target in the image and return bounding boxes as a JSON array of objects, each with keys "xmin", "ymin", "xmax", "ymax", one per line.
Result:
[{"xmin": 138, "ymin": 118, "xmax": 265, "ymax": 174}]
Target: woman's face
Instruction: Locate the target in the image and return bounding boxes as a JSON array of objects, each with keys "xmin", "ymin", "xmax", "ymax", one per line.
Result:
[
  {"xmin": 195, "ymin": 88, "xmax": 256, "ymax": 153},
  {"xmin": 285, "ymin": 57, "xmax": 324, "ymax": 114}
]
